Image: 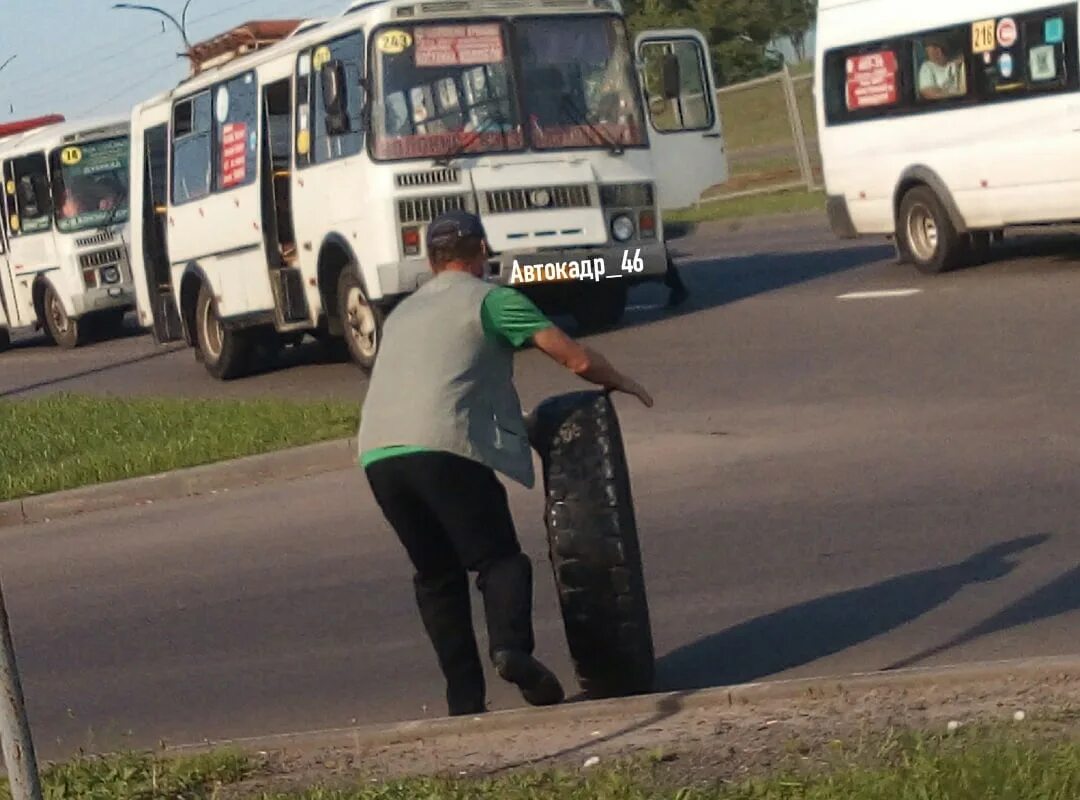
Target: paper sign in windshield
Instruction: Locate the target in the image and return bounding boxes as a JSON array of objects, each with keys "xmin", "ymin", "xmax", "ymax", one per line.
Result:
[
  {"xmin": 845, "ymin": 51, "xmax": 898, "ymax": 110},
  {"xmin": 415, "ymin": 25, "xmax": 503, "ymax": 67},
  {"xmin": 221, "ymin": 122, "xmax": 248, "ymax": 189}
]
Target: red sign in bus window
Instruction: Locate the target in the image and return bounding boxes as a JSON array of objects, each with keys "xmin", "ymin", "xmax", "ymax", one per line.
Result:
[{"xmin": 846, "ymin": 51, "xmax": 898, "ymax": 110}]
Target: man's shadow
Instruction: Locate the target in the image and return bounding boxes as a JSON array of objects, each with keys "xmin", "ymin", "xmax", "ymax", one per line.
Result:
[{"xmin": 656, "ymin": 533, "xmax": 1051, "ymax": 691}]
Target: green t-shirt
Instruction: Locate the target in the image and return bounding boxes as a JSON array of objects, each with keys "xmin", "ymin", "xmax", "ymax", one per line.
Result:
[{"xmin": 359, "ymin": 286, "xmax": 553, "ymax": 468}]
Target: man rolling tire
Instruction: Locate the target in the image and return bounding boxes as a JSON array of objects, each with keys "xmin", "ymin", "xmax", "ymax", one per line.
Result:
[{"xmin": 358, "ymin": 209, "xmax": 653, "ymax": 717}]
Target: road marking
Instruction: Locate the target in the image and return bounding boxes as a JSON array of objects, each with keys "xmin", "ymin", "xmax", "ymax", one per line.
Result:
[{"xmin": 837, "ymin": 289, "xmax": 923, "ymax": 300}]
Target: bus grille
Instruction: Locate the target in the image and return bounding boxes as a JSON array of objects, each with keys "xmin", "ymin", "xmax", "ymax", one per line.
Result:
[
  {"xmin": 76, "ymin": 231, "xmax": 116, "ymax": 249},
  {"xmin": 398, "ymin": 194, "xmax": 468, "ymax": 224},
  {"xmin": 395, "ymin": 168, "xmax": 460, "ymax": 188},
  {"xmin": 79, "ymin": 247, "xmax": 124, "ymax": 270},
  {"xmin": 485, "ymin": 185, "xmax": 592, "ymax": 214}
]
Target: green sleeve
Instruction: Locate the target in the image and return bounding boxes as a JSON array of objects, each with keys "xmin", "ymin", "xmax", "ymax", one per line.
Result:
[{"xmin": 481, "ymin": 287, "xmax": 554, "ymax": 348}]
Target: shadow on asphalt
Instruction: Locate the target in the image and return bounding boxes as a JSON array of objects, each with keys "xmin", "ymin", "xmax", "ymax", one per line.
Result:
[
  {"xmin": 888, "ymin": 561, "xmax": 1080, "ymax": 670},
  {"xmin": 654, "ymin": 533, "xmax": 1051, "ymax": 692}
]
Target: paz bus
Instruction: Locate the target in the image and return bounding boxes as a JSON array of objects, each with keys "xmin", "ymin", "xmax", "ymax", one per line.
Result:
[
  {"xmin": 128, "ymin": 0, "xmax": 728, "ymax": 380},
  {"xmin": 0, "ymin": 116, "xmax": 134, "ymax": 351},
  {"xmin": 815, "ymin": 0, "xmax": 1080, "ymax": 273}
]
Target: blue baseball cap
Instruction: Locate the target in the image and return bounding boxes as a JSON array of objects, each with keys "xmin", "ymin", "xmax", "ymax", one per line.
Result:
[{"xmin": 426, "ymin": 209, "xmax": 487, "ymax": 251}]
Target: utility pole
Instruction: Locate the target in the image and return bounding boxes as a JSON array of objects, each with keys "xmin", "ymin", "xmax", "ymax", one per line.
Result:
[
  {"xmin": 0, "ymin": 575, "xmax": 43, "ymax": 800},
  {"xmin": 112, "ymin": 1, "xmax": 194, "ymax": 60}
]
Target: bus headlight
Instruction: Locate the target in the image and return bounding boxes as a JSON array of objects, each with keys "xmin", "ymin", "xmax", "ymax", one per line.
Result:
[{"xmin": 611, "ymin": 214, "xmax": 635, "ymax": 242}]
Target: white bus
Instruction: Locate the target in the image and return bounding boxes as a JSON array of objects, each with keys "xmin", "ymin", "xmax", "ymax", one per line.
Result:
[
  {"xmin": 129, "ymin": 0, "xmax": 728, "ymax": 380},
  {"xmin": 0, "ymin": 117, "xmax": 135, "ymax": 351},
  {"xmin": 815, "ymin": 0, "xmax": 1080, "ymax": 273}
]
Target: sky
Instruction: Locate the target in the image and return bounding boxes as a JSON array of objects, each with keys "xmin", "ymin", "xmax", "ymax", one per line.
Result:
[
  {"xmin": 0, "ymin": 1, "xmax": 815, "ymax": 127},
  {"xmin": 0, "ymin": 0, "xmax": 353, "ymax": 125}
]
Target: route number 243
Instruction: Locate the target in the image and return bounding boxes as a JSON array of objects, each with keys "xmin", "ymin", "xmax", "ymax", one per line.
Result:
[{"xmin": 621, "ymin": 248, "xmax": 644, "ymax": 273}]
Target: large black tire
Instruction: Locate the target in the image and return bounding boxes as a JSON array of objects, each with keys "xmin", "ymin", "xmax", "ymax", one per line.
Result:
[
  {"xmin": 0, "ymin": 327, "xmax": 9, "ymax": 353},
  {"xmin": 525, "ymin": 390, "xmax": 655, "ymax": 699},
  {"xmin": 41, "ymin": 283, "xmax": 83, "ymax": 349},
  {"xmin": 337, "ymin": 268, "xmax": 385, "ymax": 373},
  {"xmin": 896, "ymin": 185, "xmax": 968, "ymax": 275},
  {"xmin": 194, "ymin": 283, "xmax": 252, "ymax": 380}
]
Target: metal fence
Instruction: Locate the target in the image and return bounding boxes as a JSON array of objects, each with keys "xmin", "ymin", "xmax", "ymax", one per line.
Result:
[{"xmin": 696, "ymin": 65, "xmax": 822, "ymax": 207}]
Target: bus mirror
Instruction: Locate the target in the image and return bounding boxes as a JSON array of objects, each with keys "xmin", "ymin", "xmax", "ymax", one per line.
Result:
[
  {"xmin": 321, "ymin": 60, "xmax": 352, "ymax": 136},
  {"xmin": 661, "ymin": 53, "xmax": 681, "ymax": 100},
  {"xmin": 30, "ymin": 174, "xmax": 52, "ymax": 214}
]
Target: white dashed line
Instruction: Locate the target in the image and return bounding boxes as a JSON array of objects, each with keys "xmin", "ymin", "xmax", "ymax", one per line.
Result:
[{"xmin": 837, "ymin": 289, "xmax": 923, "ymax": 300}]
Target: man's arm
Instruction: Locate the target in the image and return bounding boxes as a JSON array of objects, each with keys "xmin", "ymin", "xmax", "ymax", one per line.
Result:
[{"xmin": 532, "ymin": 325, "xmax": 653, "ymax": 407}]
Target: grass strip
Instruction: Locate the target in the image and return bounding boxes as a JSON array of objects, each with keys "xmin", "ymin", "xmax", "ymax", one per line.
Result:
[
  {"xmin": 665, "ymin": 189, "xmax": 826, "ymax": 224},
  {"xmin": 0, "ymin": 394, "xmax": 360, "ymax": 502},
  {"xmin": 257, "ymin": 731, "xmax": 1080, "ymax": 799},
  {"xmin": 2, "ymin": 725, "xmax": 1077, "ymax": 798},
  {"xmin": 0, "ymin": 751, "xmax": 251, "ymax": 800}
]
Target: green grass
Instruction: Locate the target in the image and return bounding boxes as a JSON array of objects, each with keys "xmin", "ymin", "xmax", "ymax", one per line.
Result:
[
  {"xmin": 664, "ymin": 188, "xmax": 826, "ymax": 224},
  {"xmin": 252, "ymin": 729, "xmax": 1080, "ymax": 799},
  {"xmin": 2, "ymin": 726, "xmax": 1077, "ymax": 799},
  {"xmin": 0, "ymin": 394, "xmax": 359, "ymax": 502},
  {"xmin": 0, "ymin": 750, "xmax": 252, "ymax": 800}
]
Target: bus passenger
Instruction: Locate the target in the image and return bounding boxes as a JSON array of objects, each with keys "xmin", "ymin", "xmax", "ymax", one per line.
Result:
[{"xmin": 918, "ymin": 38, "xmax": 965, "ymax": 100}]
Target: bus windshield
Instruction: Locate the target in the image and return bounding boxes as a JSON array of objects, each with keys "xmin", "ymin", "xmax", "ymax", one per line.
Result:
[
  {"xmin": 51, "ymin": 137, "xmax": 130, "ymax": 233},
  {"xmin": 371, "ymin": 15, "xmax": 645, "ymax": 160},
  {"xmin": 372, "ymin": 22, "xmax": 524, "ymax": 160},
  {"xmin": 516, "ymin": 16, "xmax": 645, "ymax": 151}
]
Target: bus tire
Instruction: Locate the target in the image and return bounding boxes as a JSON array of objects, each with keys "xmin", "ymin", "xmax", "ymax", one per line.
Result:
[
  {"xmin": 0, "ymin": 328, "xmax": 9, "ymax": 353},
  {"xmin": 41, "ymin": 283, "xmax": 83, "ymax": 350},
  {"xmin": 525, "ymin": 390, "xmax": 655, "ymax": 700},
  {"xmin": 897, "ymin": 186, "xmax": 966, "ymax": 275},
  {"xmin": 571, "ymin": 283, "xmax": 628, "ymax": 333},
  {"xmin": 337, "ymin": 268, "xmax": 384, "ymax": 373},
  {"xmin": 195, "ymin": 283, "xmax": 251, "ymax": 380}
]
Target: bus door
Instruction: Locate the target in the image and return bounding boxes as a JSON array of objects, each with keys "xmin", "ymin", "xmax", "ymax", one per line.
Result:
[
  {"xmin": 137, "ymin": 108, "xmax": 184, "ymax": 343},
  {"xmin": 2, "ymin": 153, "xmax": 61, "ymax": 320},
  {"xmin": 636, "ymin": 29, "xmax": 729, "ymax": 210},
  {"xmin": 167, "ymin": 71, "xmax": 274, "ymax": 320}
]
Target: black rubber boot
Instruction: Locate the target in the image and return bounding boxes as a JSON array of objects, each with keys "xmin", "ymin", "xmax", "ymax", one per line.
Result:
[
  {"xmin": 492, "ymin": 649, "xmax": 565, "ymax": 707},
  {"xmin": 413, "ymin": 571, "xmax": 487, "ymax": 717}
]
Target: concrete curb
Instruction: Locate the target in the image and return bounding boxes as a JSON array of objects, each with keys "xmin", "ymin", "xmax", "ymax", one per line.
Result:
[
  {"xmin": 0, "ymin": 438, "xmax": 357, "ymax": 531},
  {"xmin": 167, "ymin": 654, "xmax": 1080, "ymax": 758}
]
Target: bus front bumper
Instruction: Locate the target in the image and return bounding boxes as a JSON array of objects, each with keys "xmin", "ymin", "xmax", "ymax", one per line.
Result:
[{"xmin": 73, "ymin": 284, "xmax": 136, "ymax": 317}]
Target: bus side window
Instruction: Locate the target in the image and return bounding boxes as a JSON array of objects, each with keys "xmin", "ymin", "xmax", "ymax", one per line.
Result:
[
  {"xmin": 171, "ymin": 92, "xmax": 213, "ymax": 205},
  {"xmin": 312, "ymin": 31, "xmax": 366, "ymax": 164},
  {"xmin": 213, "ymin": 73, "xmax": 259, "ymax": 193},
  {"xmin": 913, "ymin": 30, "xmax": 968, "ymax": 103},
  {"xmin": 8, "ymin": 154, "xmax": 52, "ymax": 236},
  {"xmin": 640, "ymin": 38, "xmax": 713, "ymax": 133}
]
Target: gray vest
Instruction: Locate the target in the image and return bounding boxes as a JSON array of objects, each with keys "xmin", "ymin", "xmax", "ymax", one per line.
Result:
[{"xmin": 357, "ymin": 270, "xmax": 535, "ymax": 488}]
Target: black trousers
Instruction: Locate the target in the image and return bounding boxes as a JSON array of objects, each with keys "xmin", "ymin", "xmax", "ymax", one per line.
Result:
[{"xmin": 365, "ymin": 451, "xmax": 535, "ymax": 713}]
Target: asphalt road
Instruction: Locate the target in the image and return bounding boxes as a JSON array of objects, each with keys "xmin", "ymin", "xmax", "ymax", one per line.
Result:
[{"xmin": 2, "ymin": 214, "xmax": 1080, "ymax": 760}]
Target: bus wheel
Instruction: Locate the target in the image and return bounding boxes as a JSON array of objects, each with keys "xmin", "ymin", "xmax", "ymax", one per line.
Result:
[
  {"xmin": 42, "ymin": 284, "xmax": 82, "ymax": 349},
  {"xmin": 195, "ymin": 284, "xmax": 251, "ymax": 380},
  {"xmin": 337, "ymin": 269, "xmax": 383, "ymax": 373},
  {"xmin": 897, "ymin": 186, "xmax": 965, "ymax": 275},
  {"xmin": 0, "ymin": 328, "xmax": 9, "ymax": 353},
  {"xmin": 571, "ymin": 282, "xmax": 628, "ymax": 333}
]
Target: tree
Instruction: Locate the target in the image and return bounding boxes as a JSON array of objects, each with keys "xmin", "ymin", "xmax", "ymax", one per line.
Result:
[{"xmin": 626, "ymin": 0, "xmax": 815, "ymax": 86}]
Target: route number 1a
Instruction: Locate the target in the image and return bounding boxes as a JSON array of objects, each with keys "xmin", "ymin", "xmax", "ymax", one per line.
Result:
[{"xmin": 621, "ymin": 248, "xmax": 644, "ymax": 273}]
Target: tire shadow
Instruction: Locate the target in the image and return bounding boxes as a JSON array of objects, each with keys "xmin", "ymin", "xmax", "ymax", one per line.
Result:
[{"xmin": 655, "ymin": 533, "xmax": 1051, "ymax": 692}]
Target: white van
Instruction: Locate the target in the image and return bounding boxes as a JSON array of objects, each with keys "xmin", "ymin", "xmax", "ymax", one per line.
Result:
[
  {"xmin": 129, "ymin": 0, "xmax": 729, "ymax": 380},
  {"xmin": 0, "ymin": 117, "xmax": 135, "ymax": 351},
  {"xmin": 815, "ymin": 0, "xmax": 1080, "ymax": 273}
]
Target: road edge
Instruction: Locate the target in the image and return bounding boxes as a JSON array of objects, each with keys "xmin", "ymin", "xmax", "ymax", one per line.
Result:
[
  {"xmin": 0, "ymin": 437, "xmax": 358, "ymax": 530},
  {"xmin": 166, "ymin": 654, "xmax": 1080, "ymax": 759}
]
